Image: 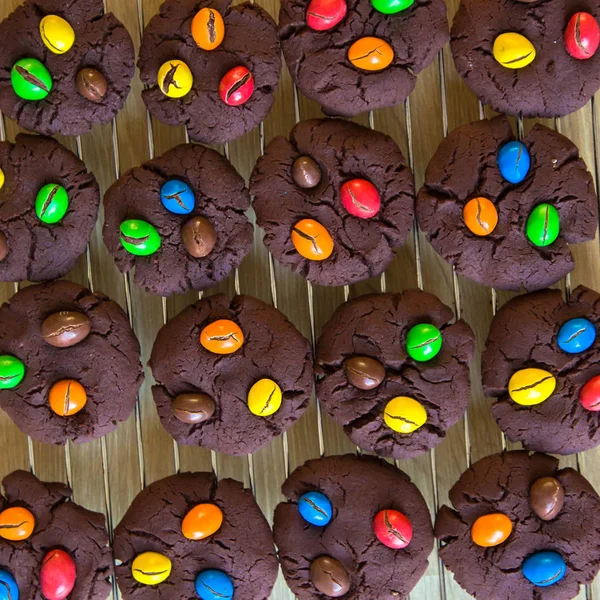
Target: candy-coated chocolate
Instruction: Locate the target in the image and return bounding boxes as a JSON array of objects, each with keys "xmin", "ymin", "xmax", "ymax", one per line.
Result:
[
  {"xmin": 557, "ymin": 317, "xmax": 596, "ymax": 353},
  {"xmin": 40, "ymin": 549, "xmax": 76, "ymax": 600},
  {"xmin": 291, "ymin": 219, "xmax": 334, "ymax": 261},
  {"xmin": 384, "ymin": 396, "xmax": 427, "ymax": 434},
  {"xmin": 530, "ymin": 477, "xmax": 564, "ymax": 521},
  {"xmin": 181, "ymin": 216, "xmax": 217, "ymax": 258},
  {"xmin": 120, "ymin": 219, "xmax": 161, "ymax": 256},
  {"xmin": 522, "ymin": 551, "xmax": 566, "ymax": 587},
  {"xmin": 463, "ymin": 197, "xmax": 498, "ymax": 236},
  {"xmin": 0, "ymin": 356, "xmax": 25, "ymax": 389},
  {"xmin": 196, "ymin": 569, "xmax": 234, "ymax": 600},
  {"xmin": 310, "ymin": 556, "xmax": 350, "ymax": 597},
  {"xmin": 526, "ymin": 204, "xmax": 560, "ymax": 247},
  {"xmin": 160, "ymin": 180, "xmax": 194, "ymax": 214},
  {"xmin": 49, "ymin": 379, "xmax": 87, "ymax": 416},
  {"xmin": 493, "ymin": 33, "xmax": 536, "ymax": 69},
  {"xmin": 372, "ymin": 0, "xmax": 414, "ymax": 14},
  {"xmin": 39, "ymin": 15, "xmax": 75, "ymax": 55},
  {"xmin": 497, "ymin": 141, "xmax": 530, "ymax": 184},
  {"xmin": 292, "ymin": 156, "xmax": 321, "ymax": 189},
  {"xmin": 247, "ymin": 378, "xmax": 283, "ymax": 417},
  {"xmin": 158, "ymin": 60, "xmax": 193, "ymax": 98},
  {"xmin": 406, "ymin": 323, "xmax": 442, "ymax": 362},
  {"xmin": 343, "ymin": 356, "xmax": 385, "ymax": 390},
  {"xmin": 298, "ymin": 491, "xmax": 332, "ymax": 526},
  {"xmin": 200, "ymin": 319, "xmax": 244, "ymax": 354},
  {"xmin": 565, "ymin": 13, "xmax": 600, "ymax": 60},
  {"xmin": 306, "ymin": 0, "xmax": 347, "ymax": 30},
  {"xmin": 0, "ymin": 569, "xmax": 18, "ymax": 600},
  {"xmin": 0, "ymin": 168, "xmax": 4, "ymax": 190},
  {"xmin": 0, "ymin": 506, "xmax": 34, "ymax": 541},
  {"xmin": 340, "ymin": 179, "xmax": 381, "ymax": 219},
  {"xmin": 348, "ymin": 37, "xmax": 394, "ymax": 71},
  {"xmin": 0, "ymin": 232, "xmax": 7, "ymax": 262},
  {"xmin": 132, "ymin": 552, "xmax": 172, "ymax": 585},
  {"xmin": 76, "ymin": 68, "xmax": 107, "ymax": 102},
  {"xmin": 41, "ymin": 311, "xmax": 91, "ymax": 348},
  {"xmin": 219, "ymin": 66, "xmax": 254, "ymax": 106},
  {"xmin": 172, "ymin": 393, "xmax": 216, "ymax": 423},
  {"xmin": 35, "ymin": 184, "xmax": 68, "ymax": 224},
  {"xmin": 191, "ymin": 8, "xmax": 225, "ymax": 51},
  {"xmin": 471, "ymin": 513, "xmax": 512, "ymax": 547},
  {"xmin": 580, "ymin": 375, "xmax": 600, "ymax": 411},
  {"xmin": 508, "ymin": 368, "xmax": 556, "ymax": 406},
  {"xmin": 11, "ymin": 58, "xmax": 52, "ymax": 101},
  {"xmin": 182, "ymin": 503, "xmax": 223, "ymax": 540},
  {"xmin": 373, "ymin": 509, "xmax": 412, "ymax": 549}
]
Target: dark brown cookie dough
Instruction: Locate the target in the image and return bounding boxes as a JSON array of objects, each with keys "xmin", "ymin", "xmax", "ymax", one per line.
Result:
[
  {"xmin": 274, "ymin": 454, "xmax": 434, "ymax": 600},
  {"xmin": 149, "ymin": 294, "xmax": 313, "ymax": 455},
  {"xmin": 0, "ymin": 0, "xmax": 134, "ymax": 136},
  {"xmin": 435, "ymin": 451, "xmax": 600, "ymax": 600},
  {"xmin": 103, "ymin": 143, "xmax": 253, "ymax": 296},
  {"xmin": 0, "ymin": 280, "xmax": 143, "ymax": 444},
  {"xmin": 114, "ymin": 472, "xmax": 278, "ymax": 600},
  {"xmin": 0, "ymin": 134, "xmax": 100, "ymax": 282},
  {"xmin": 250, "ymin": 118, "xmax": 415, "ymax": 286},
  {"xmin": 417, "ymin": 116, "xmax": 597, "ymax": 291},
  {"xmin": 138, "ymin": 0, "xmax": 281, "ymax": 145},
  {"xmin": 316, "ymin": 290, "xmax": 474, "ymax": 459}
]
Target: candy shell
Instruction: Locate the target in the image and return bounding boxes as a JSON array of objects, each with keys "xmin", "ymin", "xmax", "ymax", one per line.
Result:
[
  {"xmin": 132, "ymin": 552, "xmax": 171, "ymax": 585},
  {"xmin": 557, "ymin": 317, "xmax": 596, "ymax": 354},
  {"xmin": 508, "ymin": 368, "xmax": 556, "ymax": 406},
  {"xmin": 298, "ymin": 491, "xmax": 333, "ymax": 526},
  {"xmin": 497, "ymin": 141, "xmax": 530, "ymax": 184},
  {"xmin": 522, "ymin": 550, "xmax": 566, "ymax": 587},
  {"xmin": 580, "ymin": 375, "xmax": 600, "ymax": 411},
  {"xmin": 373, "ymin": 509, "xmax": 412, "ymax": 549},
  {"xmin": 0, "ymin": 569, "xmax": 18, "ymax": 600},
  {"xmin": 160, "ymin": 180, "xmax": 194, "ymax": 214},
  {"xmin": 39, "ymin": 15, "xmax": 75, "ymax": 55},
  {"xmin": 182, "ymin": 503, "xmax": 223, "ymax": 540},
  {"xmin": 471, "ymin": 513, "xmax": 512, "ymax": 547},
  {"xmin": 196, "ymin": 569, "xmax": 234, "ymax": 600},
  {"xmin": 40, "ymin": 549, "xmax": 76, "ymax": 600}
]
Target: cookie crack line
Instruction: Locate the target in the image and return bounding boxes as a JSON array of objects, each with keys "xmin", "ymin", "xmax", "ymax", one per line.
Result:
[{"xmin": 14, "ymin": 65, "xmax": 49, "ymax": 91}]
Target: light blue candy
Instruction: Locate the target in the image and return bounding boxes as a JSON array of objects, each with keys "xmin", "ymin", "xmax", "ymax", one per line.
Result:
[
  {"xmin": 160, "ymin": 179, "xmax": 194, "ymax": 214},
  {"xmin": 196, "ymin": 569, "xmax": 234, "ymax": 600},
  {"xmin": 298, "ymin": 491, "xmax": 332, "ymax": 526},
  {"xmin": 557, "ymin": 317, "xmax": 596, "ymax": 354},
  {"xmin": 522, "ymin": 551, "xmax": 566, "ymax": 587},
  {"xmin": 0, "ymin": 569, "xmax": 18, "ymax": 600},
  {"xmin": 497, "ymin": 141, "xmax": 531, "ymax": 184}
]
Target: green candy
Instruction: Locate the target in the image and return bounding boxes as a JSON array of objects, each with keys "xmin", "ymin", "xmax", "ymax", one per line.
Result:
[
  {"xmin": 11, "ymin": 58, "xmax": 52, "ymax": 101},
  {"xmin": 526, "ymin": 203, "xmax": 560, "ymax": 247},
  {"xmin": 0, "ymin": 355, "xmax": 25, "ymax": 389},
  {"xmin": 372, "ymin": 0, "xmax": 414, "ymax": 14},
  {"xmin": 35, "ymin": 184, "xmax": 69, "ymax": 224},
  {"xmin": 120, "ymin": 219, "xmax": 161, "ymax": 256},
  {"xmin": 406, "ymin": 323, "xmax": 442, "ymax": 362}
]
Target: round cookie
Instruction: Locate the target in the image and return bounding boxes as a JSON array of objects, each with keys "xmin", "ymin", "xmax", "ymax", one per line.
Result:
[
  {"xmin": 103, "ymin": 143, "xmax": 253, "ymax": 296},
  {"xmin": 250, "ymin": 118, "xmax": 415, "ymax": 286},
  {"xmin": 0, "ymin": 280, "xmax": 143, "ymax": 444},
  {"xmin": 279, "ymin": 0, "xmax": 449, "ymax": 117},
  {"xmin": 0, "ymin": 134, "xmax": 100, "ymax": 282},
  {"xmin": 274, "ymin": 454, "xmax": 434, "ymax": 600},
  {"xmin": 0, "ymin": 0, "xmax": 134, "ymax": 136},
  {"xmin": 149, "ymin": 294, "xmax": 313, "ymax": 455},
  {"xmin": 451, "ymin": 0, "xmax": 600, "ymax": 118},
  {"xmin": 417, "ymin": 116, "xmax": 597, "ymax": 291},
  {"xmin": 482, "ymin": 285, "xmax": 600, "ymax": 455},
  {"xmin": 114, "ymin": 472, "xmax": 278, "ymax": 600},
  {"xmin": 138, "ymin": 0, "xmax": 281, "ymax": 145},
  {"xmin": 435, "ymin": 451, "xmax": 600, "ymax": 599}
]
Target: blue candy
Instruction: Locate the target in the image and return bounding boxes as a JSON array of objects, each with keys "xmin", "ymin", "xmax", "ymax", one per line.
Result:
[
  {"xmin": 497, "ymin": 141, "xmax": 531, "ymax": 184},
  {"xmin": 522, "ymin": 551, "xmax": 566, "ymax": 587},
  {"xmin": 298, "ymin": 491, "xmax": 332, "ymax": 526},
  {"xmin": 0, "ymin": 569, "xmax": 18, "ymax": 600},
  {"xmin": 557, "ymin": 317, "xmax": 596, "ymax": 354},
  {"xmin": 160, "ymin": 179, "xmax": 194, "ymax": 214},
  {"xmin": 196, "ymin": 569, "xmax": 234, "ymax": 600}
]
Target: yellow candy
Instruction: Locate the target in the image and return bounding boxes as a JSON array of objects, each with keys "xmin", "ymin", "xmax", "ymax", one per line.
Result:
[
  {"xmin": 0, "ymin": 169, "xmax": 4, "ymax": 191},
  {"xmin": 508, "ymin": 368, "xmax": 556, "ymax": 406},
  {"xmin": 157, "ymin": 60, "xmax": 193, "ymax": 98},
  {"xmin": 40, "ymin": 15, "xmax": 75, "ymax": 55},
  {"xmin": 132, "ymin": 552, "xmax": 172, "ymax": 585},
  {"xmin": 493, "ymin": 33, "xmax": 536, "ymax": 69},
  {"xmin": 383, "ymin": 396, "xmax": 427, "ymax": 433},
  {"xmin": 248, "ymin": 378, "xmax": 282, "ymax": 417}
]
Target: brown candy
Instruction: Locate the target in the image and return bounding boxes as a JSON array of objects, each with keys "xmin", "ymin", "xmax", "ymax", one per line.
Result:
[
  {"xmin": 181, "ymin": 216, "xmax": 217, "ymax": 258},
  {"xmin": 343, "ymin": 356, "xmax": 385, "ymax": 390},
  {"xmin": 530, "ymin": 477, "xmax": 565, "ymax": 521},
  {"xmin": 310, "ymin": 556, "xmax": 350, "ymax": 597},
  {"xmin": 76, "ymin": 68, "xmax": 107, "ymax": 102},
  {"xmin": 292, "ymin": 156, "xmax": 321, "ymax": 189},
  {"xmin": 41, "ymin": 311, "xmax": 91, "ymax": 348},
  {"xmin": 0, "ymin": 232, "xmax": 8, "ymax": 262},
  {"xmin": 173, "ymin": 393, "xmax": 216, "ymax": 424}
]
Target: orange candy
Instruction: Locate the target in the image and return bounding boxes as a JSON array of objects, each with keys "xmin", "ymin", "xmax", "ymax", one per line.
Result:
[
  {"xmin": 200, "ymin": 319, "xmax": 244, "ymax": 354},
  {"xmin": 348, "ymin": 37, "xmax": 394, "ymax": 71},
  {"xmin": 463, "ymin": 197, "xmax": 498, "ymax": 236},
  {"xmin": 182, "ymin": 503, "xmax": 223, "ymax": 540},
  {"xmin": 0, "ymin": 506, "xmax": 35, "ymax": 541},
  {"xmin": 49, "ymin": 379, "xmax": 87, "ymax": 416},
  {"xmin": 191, "ymin": 8, "xmax": 225, "ymax": 51},
  {"xmin": 291, "ymin": 219, "xmax": 334, "ymax": 261},
  {"xmin": 471, "ymin": 513, "xmax": 512, "ymax": 547}
]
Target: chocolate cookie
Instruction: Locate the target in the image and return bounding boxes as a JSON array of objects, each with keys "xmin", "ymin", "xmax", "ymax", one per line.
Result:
[
  {"xmin": 435, "ymin": 451, "xmax": 600, "ymax": 599},
  {"xmin": 279, "ymin": 0, "xmax": 448, "ymax": 117},
  {"xmin": 114, "ymin": 472, "xmax": 278, "ymax": 600},
  {"xmin": 417, "ymin": 116, "xmax": 597, "ymax": 291},
  {"xmin": 103, "ymin": 143, "xmax": 253, "ymax": 296},
  {"xmin": 0, "ymin": 0, "xmax": 134, "ymax": 136},
  {"xmin": 0, "ymin": 280, "xmax": 143, "ymax": 444},
  {"xmin": 0, "ymin": 134, "xmax": 100, "ymax": 282},
  {"xmin": 316, "ymin": 290, "xmax": 474, "ymax": 458},
  {"xmin": 274, "ymin": 454, "xmax": 434, "ymax": 599},
  {"xmin": 149, "ymin": 294, "xmax": 313, "ymax": 455},
  {"xmin": 138, "ymin": 0, "xmax": 281, "ymax": 145},
  {"xmin": 250, "ymin": 118, "xmax": 415, "ymax": 286},
  {"xmin": 482, "ymin": 285, "xmax": 600, "ymax": 454}
]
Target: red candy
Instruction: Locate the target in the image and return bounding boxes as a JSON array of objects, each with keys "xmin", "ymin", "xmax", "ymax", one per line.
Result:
[
  {"xmin": 306, "ymin": 0, "xmax": 347, "ymax": 31},
  {"xmin": 373, "ymin": 509, "xmax": 413, "ymax": 549},
  {"xmin": 219, "ymin": 66, "xmax": 254, "ymax": 106},
  {"xmin": 340, "ymin": 179, "xmax": 381, "ymax": 219},
  {"xmin": 565, "ymin": 12, "xmax": 600, "ymax": 60},
  {"xmin": 40, "ymin": 549, "xmax": 76, "ymax": 600},
  {"xmin": 580, "ymin": 375, "xmax": 600, "ymax": 411}
]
